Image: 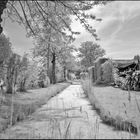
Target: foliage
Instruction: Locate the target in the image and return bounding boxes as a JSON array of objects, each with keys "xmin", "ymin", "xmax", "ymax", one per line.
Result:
[
  {"xmin": 4, "ymin": 1, "xmax": 109, "ymax": 84},
  {"xmin": 0, "ymin": 35, "xmax": 31, "ymax": 93},
  {"xmin": 78, "ymin": 41, "xmax": 105, "ymax": 68},
  {"xmin": 33, "ymin": 18, "xmax": 78, "ymax": 83},
  {"xmin": 0, "ymin": 82, "xmax": 70, "ymax": 134},
  {"xmin": 6, "ymin": 1, "xmax": 108, "ymax": 40},
  {"xmin": 0, "ymin": 33, "xmax": 12, "ymax": 63},
  {"xmin": 0, "ymin": 33, "xmax": 12, "ymax": 79},
  {"xmin": 24, "ymin": 61, "xmax": 40, "ymax": 89},
  {"xmin": 0, "ymin": 1, "xmax": 110, "ymax": 90},
  {"xmin": 16, "ymin": 53, "xmax": 29, "ymax": 92},
  {"xmin": 57, "ymin": 44, "xmax": 80, "ymax": 80},
  {"xmin": 0, "ymin": 1, "xmax": 8, "ymax": 34},
  {"xmin": 6, "ymin": 53, "xmax": 21, "ymax": 93},
  {"xmin": 55, "ymin": 62, "xmax": 65, "ymax": 83},
  {"xmin": 57, "ymin": 45, "xmax": 76, "ymax": 70}
]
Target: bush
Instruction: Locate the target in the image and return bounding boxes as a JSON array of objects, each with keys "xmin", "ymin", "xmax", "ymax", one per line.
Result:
[
  {"xmin": 44, "ymin": 76, "xmax": 50, "ymax": 87},
  {"xmin": 81, "ymin": 78, "xmax": 92, "ymax": 96}
]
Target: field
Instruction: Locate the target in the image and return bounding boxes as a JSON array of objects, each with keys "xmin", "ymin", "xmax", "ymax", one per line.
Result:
[
  {"xmin": 94, "ymin": 86, "xmax": 140, "ymax": 130},
  {"xmin": 0, "ymin": 82, "xmax": 70, "ymax": 133},
  {"xmin": 81, "ymin": 79, "xmax": 140, "ymax": 137}
]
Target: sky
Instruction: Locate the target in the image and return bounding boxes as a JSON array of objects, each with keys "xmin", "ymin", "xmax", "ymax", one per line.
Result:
[{"xmin": 1, "ymin": 1, "xmax": 140, "ymax": 59}]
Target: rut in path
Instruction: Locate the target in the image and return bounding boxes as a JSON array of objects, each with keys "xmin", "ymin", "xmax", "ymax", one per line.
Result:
[{"xmin": 0, "ymin": 85, "xmax": 136, "ymax": 139}]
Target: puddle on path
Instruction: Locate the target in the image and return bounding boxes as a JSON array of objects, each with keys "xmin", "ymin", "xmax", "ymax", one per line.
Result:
[{"xmin": 0, "ymin": 85, "xmax": 136, "ymax": 139}]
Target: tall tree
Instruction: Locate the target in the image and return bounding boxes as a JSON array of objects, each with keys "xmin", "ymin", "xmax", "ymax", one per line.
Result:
[
  {"xmin": 0, "ymin": 33, "xmax": 12, "ymax": 79},
  {"xmin": 57, "ymin": 44, "xmax": 77, "ymax": 80},
  {"xmin": 6, "ymin": 53, "xmax": 21, "ymax": 94},
  {"xmin": 33, "ymin": 29, "xmax": 69, "ymax": 84},
  {"xmin": 0, "ymin": 0, "xmax": 8, "ymax": 34},
  {"xmin": 0, "ymin": 34, "xmax": 12, "ymax": 64},
  {"xmin": 78, "ymin": 41, "xmax": 105, "ymax": 68},
  {"xmin": 0, "ymin": 1, "xmax": 110, "ymax": 86},
  {"xmin": 17, "ymin": 53, "xmax": 29, "ymax": 92},
  {"xmin": 32, "ymin": 11, "xmax": 75, "ymax": 84},
  {"xmin": 3, "ymin": 1, "xmax": 109, "ymax": 84}
]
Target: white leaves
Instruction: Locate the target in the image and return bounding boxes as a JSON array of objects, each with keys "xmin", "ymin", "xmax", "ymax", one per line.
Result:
[
  {"xmin": 0, "ymin": 33, "xmax": 12, "ymax": 62},
  {"xmin": 78, "ymin": 41, "xmax": 105, "ymax": 68},
  {"xmin": 6, "ymin": 1, "xmax": 104, "ymax": 40}
]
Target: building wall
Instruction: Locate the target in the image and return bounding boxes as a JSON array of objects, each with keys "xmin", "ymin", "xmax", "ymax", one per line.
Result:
[{"xmin": 88, "ymin": 57, "xmax": 114, "ymax": 84}]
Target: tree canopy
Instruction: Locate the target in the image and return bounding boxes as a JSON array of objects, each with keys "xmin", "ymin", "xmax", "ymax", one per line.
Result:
[
  {"xmin": 0, "ymin": 33, "xmax": 12, "ymax": 64},
  {"xmin": 0, "ymin": 0, "xmax": 110, "ymax": 93},
  {"xmin": 5, "ymin": 1, "xmax": 108, "ymax": 40},
  {"xmin": 78, "ymin": 41, "xmax": 105, "ymax": 68}
]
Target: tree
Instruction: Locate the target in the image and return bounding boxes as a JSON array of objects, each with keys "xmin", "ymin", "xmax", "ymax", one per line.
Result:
[
  {"xmin": 0, "ymin": 33, "xmax": 12, "ymax": 79},
  {"xmin": 24, "ymin": 61, "xmax": 40, "ymax": 89},
  {"xmin": 5, "ymin": 1, "xmax": 109, "ymax": 40},
  {"xmin": 1, "ymin": 1, "xmax": 109, "ymax": 85},
  {"xmin": 0, "ymin": 1, "xmax": 8, "ymax": 34},
  {"xmin": 78, "ymin": 41, "xmax": 105, "ymax": 68},
  {"xmin": 17, "ymin": 53, "xmax": 29, "ymax": 92},
  {"xmin": 0, "ymin": 34, "xmax": 12, "ymax": 64},
  {"xmin": 57, "ymin": 45, "xmax": 78, "ymax": 80},
  {"xmin": 33, "ymin": 18, "xmax": 75, "ymax": 84},
  {"xmin": 1, "ymin": 0, "xmax": 111, "ymax": 37},
  {"xmin": 6, "ymin": 53, "xmax": 21, "ymax": 94},
  {"xmin": 134, "ymin": 55, "xmax": 140, "ymax": 70}
]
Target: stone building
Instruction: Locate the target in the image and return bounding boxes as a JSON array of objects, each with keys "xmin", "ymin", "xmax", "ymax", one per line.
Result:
[{"xmin": 88, "ymin": 56, "xmax": 140, "ymax": 86}]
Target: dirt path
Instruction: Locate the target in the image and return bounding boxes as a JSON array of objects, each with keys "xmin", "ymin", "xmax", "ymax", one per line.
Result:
[{"xmin": 0, "ymin": 85, "xmax": 136, "ymax": 139}]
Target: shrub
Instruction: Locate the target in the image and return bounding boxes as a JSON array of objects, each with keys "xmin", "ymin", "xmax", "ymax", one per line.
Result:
[{"xmin": 81, "ymin": 78, "xmax": 92, "ymax": 96}]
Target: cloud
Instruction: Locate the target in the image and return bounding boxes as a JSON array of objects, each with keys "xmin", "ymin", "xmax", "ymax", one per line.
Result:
[
  {"xmin": 2, "ymin": 1, "xmax": 140, "ymax": 59},
  {"xmin": 115, "ymin": 14, "xmax": 140, "ymax": 41},
  {"xmin": 97, "ymin": 18, "xmax": 122, "ymax": 40},
  {"xmin": 92, "ymin": 1, "xmax": 140, "ymax": 59}
]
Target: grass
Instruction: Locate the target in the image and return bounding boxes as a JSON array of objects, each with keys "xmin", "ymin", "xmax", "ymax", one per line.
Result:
[
  {"xmin": 81, "ymin": 78, "xmax": 138, "ymax": 135},
  {"xmin": 1, "ymin": 82, "xmax": 134, "ymax": 139},
  {"xmin": 0, "ymin": 83, "xmax": 100, "ymax": 139},
  {"xmin": 0, "ymin": 82, "xmax": 70, "ymax": 133}
]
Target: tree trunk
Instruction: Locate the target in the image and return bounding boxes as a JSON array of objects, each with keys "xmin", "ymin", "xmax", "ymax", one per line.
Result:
[
  {"xmin": 47, "ymin": 36, "xmax": 50, "ymax": 80},
  {"xmin": 18, "ymin": 76, "xmax": 27, "ymax": 92},
  {"xmin": 67, "ymin": 70, "xmax": 70, "ymax": 80},
  {"xmin": 63, "ymin": 66, "xmax": 66, "ymax": 81},
  {"xmin": 51, "ymin": 52, "xmax": 56, "ymax": 84},
  {"xmin": 6, "ymin": 76, "xmax": 13, "ymax": 94},
  {"xmin": 0, "ymin": 1, "xmax": 8, "ymax": 34},
  {"xmin": 6, "ymin": 86, "xmax": 13, "ymax": 93},
  {"xmin": 6, "ymin": 66, "xmax": 14, "ymax": 94}
]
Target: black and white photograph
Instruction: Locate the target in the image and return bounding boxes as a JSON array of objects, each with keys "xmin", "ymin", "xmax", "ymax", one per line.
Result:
[{"xmin": 0, "ymin": 0, "xmax": 140, "ymax": 139}]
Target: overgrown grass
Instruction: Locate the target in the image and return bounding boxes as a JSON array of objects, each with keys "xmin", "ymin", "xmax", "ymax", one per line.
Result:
[
  {"xmin": 0, "ymin": 82, "xmax": 70, "ymax": 133},
  {"xmin": 0, "ymin": 83, "xmax": 100, "ymax": 139},
  {"xmin": 81, "ymin": 78, "xmax": 138, "ymax": 135}
]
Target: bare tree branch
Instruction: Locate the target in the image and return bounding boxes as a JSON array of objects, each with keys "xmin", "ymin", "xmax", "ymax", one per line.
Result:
[
  {"xmin": 7, "ymin": 1, "xmax": 25, "ymax": 25},
  {"xmin": 58, "ymin": 1, "xmax": 98, "ymax": 40},
  {"xmin": 34, "ymin": 0, "xmax": 66, "ymax": 36},
  {"xmin": 18, "ymin": 0, "xmax": 36, "ymax": 36}
]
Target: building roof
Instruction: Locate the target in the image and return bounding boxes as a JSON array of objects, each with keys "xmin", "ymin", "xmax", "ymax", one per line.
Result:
[{"xmin": 112, "ymin": 59, "xmax": 136, "ymax": 71}]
